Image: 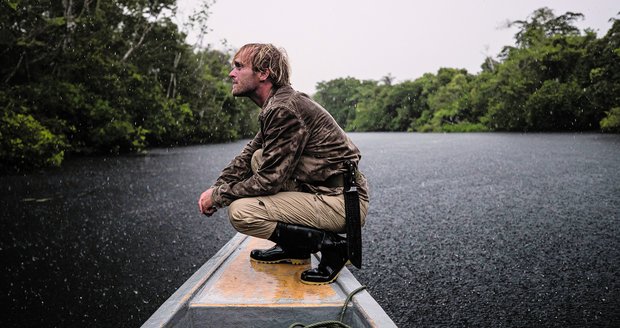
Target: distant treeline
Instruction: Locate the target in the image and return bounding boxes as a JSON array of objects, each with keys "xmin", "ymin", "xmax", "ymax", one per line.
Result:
[
  {"xmin": 1, "ymin": 0, "xmax": 258, "ymax": 171},
  {"xmin": 1, "ymin": 4, "xmax": 619, "ymax": 171},
  {"xmin": 315, "ymin": 8, "xmax": 620, "ymax": 134}
]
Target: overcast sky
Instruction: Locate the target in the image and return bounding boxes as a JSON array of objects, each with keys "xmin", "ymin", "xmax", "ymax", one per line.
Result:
[{"xmin": 176, "ymin": 0, "xmax": 618, "ymax": 94}]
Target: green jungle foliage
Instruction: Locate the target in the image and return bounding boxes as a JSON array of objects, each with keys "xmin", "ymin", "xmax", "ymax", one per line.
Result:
[
  {"xmin": 1, "ymin": 0, "xmax": 257, "ymax": 171},
  {"xmin": 1, "ymin": 4, "xmax": 618, "ymax": 171},
  {"xmin": 315, "ymin": 8, "xmax": 620, "ymax": 134}
]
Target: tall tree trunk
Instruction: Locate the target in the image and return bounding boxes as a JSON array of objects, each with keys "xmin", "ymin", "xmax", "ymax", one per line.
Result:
[
  {"xmin": 4, "ymin": 52, "xmax": 24, "ymax": 84},
  {"xmin": 62, "ymin": 0, "xmax": 75, "ymax": 51},
  {"xmin": 121, "ymin": 24, "xmax": 153, "ymax": 63},
  {"xmin": 167, "ymin": 52, "xmax": 182, "ymax": 99},
  {"xmin": 78, "ymin": 0, "xmax": 94, "ymax": 17}
]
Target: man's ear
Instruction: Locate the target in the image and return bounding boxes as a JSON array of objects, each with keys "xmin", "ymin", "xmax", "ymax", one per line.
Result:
[{"xmin": 258, "ymin": 69, "xmax": 270, "ymax": 82}]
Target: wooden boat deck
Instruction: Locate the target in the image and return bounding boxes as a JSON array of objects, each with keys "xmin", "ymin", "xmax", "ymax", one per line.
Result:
[{"xmin": 142, "ymin": 233, "xmax": 396, "ymax": 327}]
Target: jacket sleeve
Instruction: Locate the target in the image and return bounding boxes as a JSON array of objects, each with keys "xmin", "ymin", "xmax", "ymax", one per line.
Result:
[
  {"xmin": 212, "ymin": 106, "xmax": 308, "ymax": 207},
  {"xmin": 211, "ymin": 132, "xmax": 261, "ymax": 188}
]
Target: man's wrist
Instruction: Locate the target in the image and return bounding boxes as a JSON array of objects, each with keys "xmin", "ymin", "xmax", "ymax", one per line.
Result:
[{"xmin": 210, "ymin": 186, "xmax": 221, "ymax": 208}]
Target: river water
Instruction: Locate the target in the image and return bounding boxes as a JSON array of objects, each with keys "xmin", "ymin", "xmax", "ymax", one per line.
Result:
[{"xmin": 1, "ymin": 133, "xmax": 619, "ymax": 327}]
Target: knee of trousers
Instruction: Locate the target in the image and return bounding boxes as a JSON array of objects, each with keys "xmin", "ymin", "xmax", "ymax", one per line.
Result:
[
  {"xmin": 227, "ymin": 200, "xmax": 246, "ymax": 231},
  {"xmin": 227, "ymin": 198, "xmax": 270, "ymax": 232},
  {"xmin": 227, "ymin": 198, "xmax": 275, "ymax": 239}
]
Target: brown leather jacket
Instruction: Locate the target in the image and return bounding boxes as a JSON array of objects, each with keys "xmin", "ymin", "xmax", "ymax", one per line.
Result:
[{"xmin": 211, "ymin": 85, "xmax": 369, "ymax": 207}]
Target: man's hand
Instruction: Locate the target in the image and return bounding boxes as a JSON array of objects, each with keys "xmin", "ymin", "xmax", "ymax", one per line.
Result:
[{"xmin": 198, "ymin": 188, "xmax": 217, "ymax": 216}]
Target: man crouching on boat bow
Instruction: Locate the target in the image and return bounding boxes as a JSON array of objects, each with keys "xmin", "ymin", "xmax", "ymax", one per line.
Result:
[{"xmin": 198, "ymin": 43, "xmax": 369, "ymax": 285}]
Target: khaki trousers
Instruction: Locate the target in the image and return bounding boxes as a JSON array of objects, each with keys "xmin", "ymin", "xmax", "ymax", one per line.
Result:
[{"xmin": 228, "ymin": 150, "xmax": 368, "ymax": 239}]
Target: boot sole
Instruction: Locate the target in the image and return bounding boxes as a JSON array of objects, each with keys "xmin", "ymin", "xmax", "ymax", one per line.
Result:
[
  {"xmin": 250, "ymin": 257, "xmax": 310, "ymax": 265},
  {"xmin": 299, "ymin": 255, "xmax": 350, "ymax": 285},
  {"xmin": 299, "ymin": 272, "xmax": 341, "ymax": 285}
]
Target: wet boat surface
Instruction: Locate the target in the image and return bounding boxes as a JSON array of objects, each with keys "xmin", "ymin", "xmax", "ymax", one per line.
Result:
[{"xmin": 142, "ymin": 233, "xmax": 396, "ymax": 327}]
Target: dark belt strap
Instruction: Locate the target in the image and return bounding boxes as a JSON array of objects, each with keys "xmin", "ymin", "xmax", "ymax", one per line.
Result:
[
  {"xmin": 343, "ymin": 160, "xmax": 362, "ymax": 269},
  {"xmin": 322, "ymin": 173, "xmax": 344, "ymax": 188},
  {"xmin": 320, "ymin": 171, "xmax": 361, "ymax": 188}
]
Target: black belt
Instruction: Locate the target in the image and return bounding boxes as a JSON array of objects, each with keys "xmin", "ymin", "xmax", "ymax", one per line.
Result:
[
  {"xmin": 319, "ymin": 171, "xmax": 362, "ymax": 188},
  {"xmin": 343, "ymin": 161, "xmax": 362, "ymax": 269},
  {"xmin": 321, "ymin": 173, "xmax": 345, "ymax": 188}
]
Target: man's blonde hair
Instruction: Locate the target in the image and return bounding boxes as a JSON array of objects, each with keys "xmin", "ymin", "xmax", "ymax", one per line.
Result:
[{"xmin": 234, "ymin": 43, "xmax": 291, "ymax": 88}]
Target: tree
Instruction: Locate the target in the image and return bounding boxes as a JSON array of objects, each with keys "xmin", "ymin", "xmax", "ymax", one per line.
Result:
[
  {"xmin": 387, "ymin": 80, "xmax": 428, "ymax": 131},
  {"xmin": 0, "ymin": 0, "xmax": 259, "ymax": 171},
  {"xmin": 509, "ymin": 7, "xmax": 583, "ymax": 48},
  {"xmin": 600, "ymin": 107, "xmax": 620, "ymax": 133},
  {"xmin": 426, "ymin": 71, "xmax": 473, "ymax": 131},
  {"xmin": 483, "ymin": 7, "xmax": 598, "ymax": 131},
  {"xmin": 410, "ymin": 68, "xmax": 482, "ymax": 132},
  {"xmin": 314, "ymin": 77, "xmax": 376, "ymax": 129},
  {"xmin": 585, "ymin": 17, "xmax": 620, "ymax": 131}
]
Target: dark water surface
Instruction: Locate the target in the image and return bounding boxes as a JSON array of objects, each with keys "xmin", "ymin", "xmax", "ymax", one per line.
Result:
[{"xmin": 2, "ymin": 133, "xmax": 619, "ymax": 327}]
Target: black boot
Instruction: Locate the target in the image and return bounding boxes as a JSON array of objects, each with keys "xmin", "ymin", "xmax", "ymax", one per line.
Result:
[
  {"xmin": 300, "ymin": 232, "xmax": 348, "ymax": 285},
  {"xmin": 250, "ymin": 223, "xmax": 312, "ymax": 265}
]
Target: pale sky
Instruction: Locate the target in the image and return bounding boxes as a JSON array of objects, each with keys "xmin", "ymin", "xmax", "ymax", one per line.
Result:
[{"xmin": 176, "ymin": 0, "xmax": 618, "ymax": 94}]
